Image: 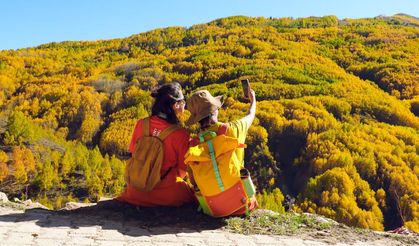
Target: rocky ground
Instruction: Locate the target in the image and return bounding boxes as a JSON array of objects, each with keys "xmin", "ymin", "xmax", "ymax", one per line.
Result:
[{"xmin": 0, "ymin": 195, "xmax": 417, "ymax": 245}]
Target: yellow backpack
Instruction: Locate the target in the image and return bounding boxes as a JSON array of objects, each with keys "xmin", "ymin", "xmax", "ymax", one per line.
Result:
[
  {"xmin": 125, "ymin": 117, "xmax": 179, "ymax": 192},
  {"xmin": 185, "ymin": 124, "xmax": 256, "ymax": 217}
]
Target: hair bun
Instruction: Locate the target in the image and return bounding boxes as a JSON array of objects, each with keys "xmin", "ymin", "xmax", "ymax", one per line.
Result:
[
  {"xmin": 151, "ymin": 91, "xmax": 159, "ymax": 98},
  {"xmin": 150, "ymin": 85, "xmax": 161, "ymax": 98}
]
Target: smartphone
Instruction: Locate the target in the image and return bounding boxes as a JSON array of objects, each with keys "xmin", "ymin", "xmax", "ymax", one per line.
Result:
[{"xmin": 241, "ymin": 79, "xmax": 250, "ymax": 98}]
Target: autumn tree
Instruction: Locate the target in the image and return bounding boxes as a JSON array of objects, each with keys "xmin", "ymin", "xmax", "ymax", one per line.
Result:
[
  {"xmin": 11, "ymin": 146, "xmax": 36, "ymax": 184},
  {"xmin": 0, "ymin": 151, "xmax": 9, "ymax": 182},
  {"xmin": 4, "ymin": 111, "xmax": 35, "ymax": 145}
]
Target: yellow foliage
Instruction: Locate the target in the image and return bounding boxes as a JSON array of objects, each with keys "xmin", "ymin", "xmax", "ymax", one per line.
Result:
[
  {"xmin": 376, "ymin": 189, "xmax": 386, "ymax": 209},
  {"xmin": 405, "ymin": 220, "xmax": 419, "ymax": 233},
  {"xmin": 0, "ymin": 151, "xmax": 8, "ymax": 163},
  {"xmin": 0, "ymin": 162, "xmax": 8, "ymax": 181},
  {"xmin": 268, "ymin": 177, "xmax": 275, "ymax": 187},
  {"xmin": 12, "ymin": 147, "xmax": 36, "ymax": 183},
  {"xmin": 256, "ymin": 188, "xmax": 285, "ymax": 213},
  {"xmin": 0, "ymin": 15, "xmax": 417, "ymax": 229},
  {"xmin": 99, "ymin": 119, "xmax": 137, "ymax": 154}
]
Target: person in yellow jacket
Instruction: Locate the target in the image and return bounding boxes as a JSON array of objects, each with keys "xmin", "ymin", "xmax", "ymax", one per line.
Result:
[{"xmin": 186, "ymin": 87, "xmax": 257, "ymax": 216}]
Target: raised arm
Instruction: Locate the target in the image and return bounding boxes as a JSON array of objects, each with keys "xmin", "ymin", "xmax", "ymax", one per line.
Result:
[{"xmin": 241, "ymin": 89, "xmax": 256, "ymax": 128}]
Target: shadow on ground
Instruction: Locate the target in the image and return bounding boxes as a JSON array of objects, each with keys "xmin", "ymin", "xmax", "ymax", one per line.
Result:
[{"xmin": 0, "ymin": 200, "xmax": 226, "ymax": 236}]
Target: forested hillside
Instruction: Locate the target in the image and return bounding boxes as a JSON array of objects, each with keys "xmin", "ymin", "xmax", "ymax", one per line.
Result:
[{"xmin": 0, "ymin": 14, "xmax": 418, "ymax": 232}]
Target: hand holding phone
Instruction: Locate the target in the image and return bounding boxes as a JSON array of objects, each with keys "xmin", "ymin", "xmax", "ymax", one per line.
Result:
[{"xmin": 241, "ymin": 79, "xmax": 250, "ymax": 98}]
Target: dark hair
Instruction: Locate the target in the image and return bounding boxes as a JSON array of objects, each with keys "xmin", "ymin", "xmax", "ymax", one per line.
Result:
[
  {"xmin": 151, "ymin": 82, "xmax": 183, "ymax": 124},
  {"xmin": 198, "ymin": 113, "xmax": 214, "ymax": 129}
]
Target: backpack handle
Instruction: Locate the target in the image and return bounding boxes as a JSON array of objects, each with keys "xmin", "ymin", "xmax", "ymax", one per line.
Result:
[
  {"xmin": 198, "ymin": 131, "xmax": 217, "ymax": 143},
  {"xmin": 142, "ymin": 117, "xmax": 151, "ymax": 137},
  {"xmin": 142, "ymin": 117, "xmax": 180, "ymax": 140}
]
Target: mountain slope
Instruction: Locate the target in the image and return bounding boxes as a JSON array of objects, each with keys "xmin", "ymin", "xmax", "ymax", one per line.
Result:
[{"xmin": 0, "ymin": 14, "xmax": 418, "ymax": 232}]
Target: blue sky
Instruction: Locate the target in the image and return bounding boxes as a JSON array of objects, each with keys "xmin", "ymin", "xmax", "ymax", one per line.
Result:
[{"xmin": 1, "ymin": 0, "xmax": 418, "ymax": 50}]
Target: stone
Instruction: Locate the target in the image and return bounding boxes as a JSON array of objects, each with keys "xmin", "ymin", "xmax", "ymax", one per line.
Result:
[
  {"xmin": 21, "ymin": 199, "xmax": 49, "ymax": 210},
  {"xmin": 63, "ymin": 201, "xmax": 96, "ymax": 210},
  {"xmin": 0, "ymin": 192, "xmax": 8, "ymax": 202},
  {"xmin": 251, "ymin": 209, "xmax": 280, "ymax": 217},
  {"xmin": 303, "ymin": 212, "xmax": 339, "ymax": 225}
]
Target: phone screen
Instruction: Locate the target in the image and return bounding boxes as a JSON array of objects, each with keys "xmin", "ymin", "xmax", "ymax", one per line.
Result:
[{"xmin": 241, "ymin": 79, "xmax": 250, "ymax": 98}]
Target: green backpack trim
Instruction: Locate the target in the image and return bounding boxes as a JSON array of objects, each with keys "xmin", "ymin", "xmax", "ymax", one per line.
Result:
[
  {"xmin": 198, "ymin": 131, "xmax": 225, "ymax": 192},
  {"xmin": 196, "ymin": 192, "xmax": 212, "ymax": 216}
]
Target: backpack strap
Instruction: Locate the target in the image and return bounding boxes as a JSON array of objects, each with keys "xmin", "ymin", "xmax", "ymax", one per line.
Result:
[
  {"xmin": 158, "ymin": 124, "xmax": 180, "ymax": 141},
  {"xmin": 198, "ymin": 131, "xmax": 217, "ymax": 143},
  {"xmin": 207, "ymin": 138, "xmax": 225, "ymax": 192},
  {"xmin": 142, "ymin": 117, "xmax": 151, "ymax": 137}
]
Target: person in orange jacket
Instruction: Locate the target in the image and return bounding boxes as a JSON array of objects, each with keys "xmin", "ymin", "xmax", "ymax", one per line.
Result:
[{"xmin": 117, "ymin": 82, "xmax": 195, "ymax": 207}]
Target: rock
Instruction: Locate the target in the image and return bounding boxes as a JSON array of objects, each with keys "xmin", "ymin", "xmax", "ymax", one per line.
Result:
[
  {"xmin": 251, "ymin": 209, "xmax": 280, "ymax": 217},
  {"xmin": 21, "ymin": 199, "xmax": 49, "ymax": 210},
  {"xmin": 316, "ymin": 231, "xmax": 329, "ymax": 237},
  {"xmin": 303, "ymin": 212, "xmax": 339, "ymax": 225},
  {"xmin": 63, "ymin": 201, "xmax": 96, "ymax": 210},
  {"xmin": 10, "ymin": 198, "xmax": 49, "ymax": 210},
  {"xmin": 98, "ymin": 197, "xmax": 113, "ymax": 202},
  {"xmin": 0, "ymin": 192, "xmax": 8, "ymax": 202}
]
